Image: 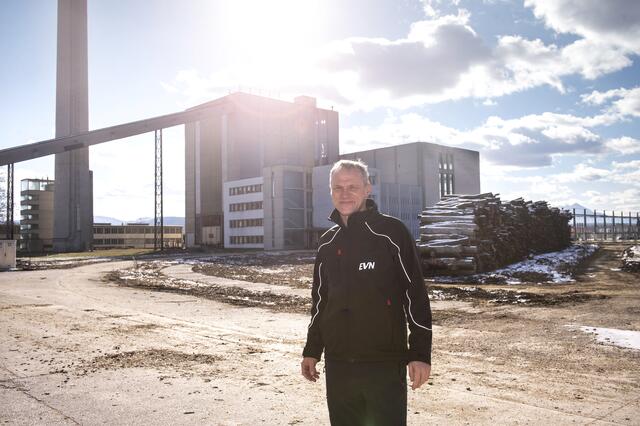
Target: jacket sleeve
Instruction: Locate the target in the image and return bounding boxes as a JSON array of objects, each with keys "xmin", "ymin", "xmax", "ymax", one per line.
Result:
[
  {"xmin": 398, "ymin": 224, "xmax": 433, "ymax": 364},
  {"xmin": 302, "ymin": 254, "xmax": 326, "ymax": 360}
]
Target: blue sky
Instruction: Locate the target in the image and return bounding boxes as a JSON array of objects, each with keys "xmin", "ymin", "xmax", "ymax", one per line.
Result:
[{"xmin": 1, "ymin": 0, "xmax": 639, "ymax": 220}]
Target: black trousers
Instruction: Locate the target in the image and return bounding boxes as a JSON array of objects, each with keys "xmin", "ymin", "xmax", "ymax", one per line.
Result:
[{"xmin": 325, "ymin": 360, "xmax": 407, "ymax": 426}]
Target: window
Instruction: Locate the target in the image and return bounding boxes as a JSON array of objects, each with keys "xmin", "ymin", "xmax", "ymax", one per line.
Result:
[
  {"xmin": 230, "ymin": 218, "xmax": 263, "ymax": 228},
  {"xmin": 229, "ymin": 201, "xmax": 263, "ymax": 212},
  {"xmin": 229, "ymin": 183, "xmax": 263, "ymax": 196},
  {"xmin": 438, "ymin": 153, "xmax": 455, "ymax": 198},
  {"xmin": 230, "ymin": 235, "xmax": 264, "ymax": 244}
]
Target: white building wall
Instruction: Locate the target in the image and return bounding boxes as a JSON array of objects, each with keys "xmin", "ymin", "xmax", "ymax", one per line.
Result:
[{"xmin": 223, "ymin": 176, "xmax": 264, "ymax": 248}]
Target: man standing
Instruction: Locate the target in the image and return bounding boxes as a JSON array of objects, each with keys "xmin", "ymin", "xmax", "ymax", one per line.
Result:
[{"xmin": 301, "ymin": 160, "xmax": 432, "ymax": 425}]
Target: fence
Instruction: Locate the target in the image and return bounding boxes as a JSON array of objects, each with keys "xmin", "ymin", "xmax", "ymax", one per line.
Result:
[{"xmin": 571, "ymin": 209, "xmax": 639, "ymax": 242}]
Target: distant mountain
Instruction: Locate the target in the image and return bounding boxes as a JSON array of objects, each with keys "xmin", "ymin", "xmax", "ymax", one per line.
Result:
[
  {"xmin": 94, "ymin": 215, "xmax": 125, "ymax": 225},
  {"xmin": 129, "ymin": 216, "xmax": 185, "ymax": 227},
  {"xmin": 561, "ymin": 203, "xmax": 593, "ymax": 215}
]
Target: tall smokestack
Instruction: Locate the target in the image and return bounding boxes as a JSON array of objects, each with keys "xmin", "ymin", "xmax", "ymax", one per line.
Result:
[{"xmin": 53, "ymin": 0, "xmax": 93, "ymax": 252}]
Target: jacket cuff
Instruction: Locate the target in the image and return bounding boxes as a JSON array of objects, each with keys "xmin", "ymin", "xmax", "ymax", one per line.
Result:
[
  {"xmin": 302, "ymin": 346, "xmax": 322, "ymax": 361},
  {"xmin": 408, "ymin": 350, "xmax": 431, "ymax": 365}
]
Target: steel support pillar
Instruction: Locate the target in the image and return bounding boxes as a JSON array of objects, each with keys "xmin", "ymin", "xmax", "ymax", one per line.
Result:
[
  {"xmin": 154, "ymin": 129, "xmax": 164, "ymax": 251},
  {"xmin": 5, "ymin": 164, "xmax": 14, "ymax": 240}
]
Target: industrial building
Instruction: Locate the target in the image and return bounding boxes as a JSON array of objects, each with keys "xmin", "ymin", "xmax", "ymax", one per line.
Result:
[
  {"xmin": 19, "ymin": 179, "xmax": 55, "ymax": 253},
  {"xmin": 17, "ymin": 177, "xmax": 183, "ymax": 252},
  {"xmin": 93, "ymin": 223, "xmax": 183, "ymax": 249},
  {"xmin": 1, "ymin": 1, "xmax": 481, "ymax": 254},
  {"xmin": 185, "ymin": 93, "xmax": 481, "ymax": 249},
  {"xmin": 339, "ymin": 142, "xmax": 480, "ymax": 238},
  {"xmin": 185, "ymin": 92, "xmax": 339, "ymax": 250}
]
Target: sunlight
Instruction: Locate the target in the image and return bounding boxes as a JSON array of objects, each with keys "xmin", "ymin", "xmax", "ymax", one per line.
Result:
[{"xmin": 220, "ymin": 0, "xmax": 324, "ymax": 87}]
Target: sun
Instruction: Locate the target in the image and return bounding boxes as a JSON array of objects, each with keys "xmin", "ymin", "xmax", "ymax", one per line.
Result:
[{"xmin": 220, "ymin": 0, "xmax": 325, "ymax": 87}]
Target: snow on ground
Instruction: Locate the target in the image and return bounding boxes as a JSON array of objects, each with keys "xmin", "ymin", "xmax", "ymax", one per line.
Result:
[
  {"xmin": 576, "ymin": 326, "xmax": 640, "ymax": 350},
  {"xmin": 490, "ymin": 244, "xmax": 598, "ymax": 283},
  {"xmin": 622, "ymin": 245, "xmax": 640, "ymax": 272},
  {"xmin": 433, "ymin": 244, "xmax": 598, "ymax": 284}
]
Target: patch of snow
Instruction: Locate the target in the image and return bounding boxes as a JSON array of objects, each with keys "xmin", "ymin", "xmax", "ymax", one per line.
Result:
[
  {"xmin": 498, "ymin": 244, "xmax": 597, "ymax": 283},
  {"xmin": 433, "ymin": 244, "xmax": 598, "ymax": 284},
  {"xmin": 258, "ymin": 267, "xmax": 294, "ymax": 274},
  {"xmin": 622, "ymin": 245, "xmax": 640, "ymax": 264},
  {"xmin": 578, "ymin": 326, "xmax": 640, "ymax": 350}
]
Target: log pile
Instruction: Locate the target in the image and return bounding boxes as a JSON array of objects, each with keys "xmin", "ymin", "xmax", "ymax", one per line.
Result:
[{"xmin": 418, "ymin": 193, "xmax": 572, "ymax": 275}]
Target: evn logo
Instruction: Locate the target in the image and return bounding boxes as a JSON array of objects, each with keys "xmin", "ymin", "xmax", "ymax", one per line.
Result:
[{"xmin": 358, "ymin": 261, "xmax": 375, "ymax": 271}]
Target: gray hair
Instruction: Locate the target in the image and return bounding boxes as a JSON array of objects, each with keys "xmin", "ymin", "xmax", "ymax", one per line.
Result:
[{"xmin": 329, "ymin": 159, "xmax": 370, "ymax": 186}]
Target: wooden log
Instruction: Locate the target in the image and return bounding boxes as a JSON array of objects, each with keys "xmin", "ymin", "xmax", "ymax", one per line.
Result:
[
  {"xmin": 421, "ymin": 236, "xmax": 471, "ymax": 245},
  {"xmin": 418, "ymin": 245, "xmax": 478, "ymax": 256},
  {"xmin": 421, "ymin": 226, "xmax": 476, "ymax": 236},
  {"xmin": 420, "ymin": 214, "xmax": 476, "ymax": 224},
  {"xmin": 423, "ymin": 257, "xmax": 476, "ymax": 270},
  {"xmin": 422, "ymin": 222, "xmax": 478, "ymax": 230}
]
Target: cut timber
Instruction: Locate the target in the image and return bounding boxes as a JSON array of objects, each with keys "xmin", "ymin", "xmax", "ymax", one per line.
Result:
[{"xmin": 419, "ymin": 193, "xmax": 572, "ymax": 276}]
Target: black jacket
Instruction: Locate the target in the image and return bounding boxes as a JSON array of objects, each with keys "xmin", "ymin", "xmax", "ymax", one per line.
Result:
[{"xmin": 303, "ymin": 199, "xmax": 432, "ymax": 364}]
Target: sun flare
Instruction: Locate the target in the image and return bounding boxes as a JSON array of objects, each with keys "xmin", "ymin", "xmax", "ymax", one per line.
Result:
[{"xmin": 221, "ymin": 0, "xmax": 324, "ymax": 87}]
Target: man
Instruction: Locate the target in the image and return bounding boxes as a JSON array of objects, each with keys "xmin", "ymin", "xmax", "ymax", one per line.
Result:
[{"xmin": 301, "ymin": 159, "xmax": 432, "ymax": 425}]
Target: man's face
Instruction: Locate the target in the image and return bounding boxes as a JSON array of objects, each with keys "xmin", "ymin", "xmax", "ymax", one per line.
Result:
[{"xmin": 330, "ymin": 168, "xmax": 371, "ymax": 219}]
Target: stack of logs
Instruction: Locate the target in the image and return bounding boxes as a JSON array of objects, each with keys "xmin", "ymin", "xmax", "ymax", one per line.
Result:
[{"xmin": 418, "ymin": 193, "xmax": 572, "ymax": 275}]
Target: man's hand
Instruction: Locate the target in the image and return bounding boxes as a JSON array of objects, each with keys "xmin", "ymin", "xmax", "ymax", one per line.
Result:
[
  {"xmin": 301, "ymin": 357, "xmax": 320, "ymax": 382},
  {"xmin": 408, "ymin": 361, "xmax": 431, "ymax": 390}
]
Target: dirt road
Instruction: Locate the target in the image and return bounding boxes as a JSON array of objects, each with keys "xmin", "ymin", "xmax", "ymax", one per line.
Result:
[{"xmin": 1, "ymin": 245, "xmax": 639, "ymax": 425}]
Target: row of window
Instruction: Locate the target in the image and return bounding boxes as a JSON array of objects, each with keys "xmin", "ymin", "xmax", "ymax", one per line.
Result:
[
  {"xmin": 94, "ymin": 239, "xmax": 125, "ymax": 245},
  {"xmin": 439, "ymin": 153, "xmax": 454, "ymax": 170},
  {"xmin": 229, "ymin": 184, "xmax": 263, "ymax": 196},
  {"xmin": 230, "ymin": 218, "xmax": 263, "ymax": 228},
  {"xmin": 229, "ymin": 201, "xmax": 263, "ymax": 212},
  {"xmin": 94, "ymin": 238, "xmax": 182, "ymax": 245},
  {"xmin": 229, "ymin": 235, "xmax": 264, "ymax": 244},
  {"xmin": 439, "ymin": 173, "xmax": 455, "ymax": 198},
  {"xmin": 21, "ymin": 180, "xmax": 53, "ymax": 192},
  {"xmin": 94, "ymin": 226, "xmax": 182, "ymax": 234}
]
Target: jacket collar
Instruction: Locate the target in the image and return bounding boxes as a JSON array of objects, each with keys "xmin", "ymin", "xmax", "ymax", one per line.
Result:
[{"xmin": 329, "ymin": 198, "xmax": 379, "ymax": 228}]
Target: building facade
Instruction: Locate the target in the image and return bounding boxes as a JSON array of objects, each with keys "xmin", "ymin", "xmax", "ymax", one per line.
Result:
[
  {"xmin": 223, "ymin": 177, "xmax": 264, "ymax": 248},
  {"xmin": 93, "ymin": 223, "xmax": 183, "ymax": 249},
  {"xmin": 185, "ymin": 92, "xmax": 481, "ymax": 249},
  {"xmin": 185, "ymin": 92, "xmax": 339, "ymax": 249},
  {"xmin": 340, "ymin": 142, "xmax": 481, "ymax": 238},
  {"xmin": 19, "ymin": 179, "xmax": 55, "ymax": 253}
]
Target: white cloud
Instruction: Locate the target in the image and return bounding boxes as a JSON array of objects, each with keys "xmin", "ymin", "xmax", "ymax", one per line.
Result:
[
  {"xmin": 318, "ymin": 11, "xmax": 636, "ymax": 109},
  {"xmin": 606, "ymin": 137, "xmax": 640, "ymax": 155},
  {"xmin": 525, "ymin": 0, "xmax": 640, "ymax": 53},
  {"xmin": 554, "ymin": 163, "xmax": 610, "ymax": 183},
  {"xmin": 322, "ymin": 12, "xmax": 491, "ymax": 102},
  {"xmin": 583, "ymin": 188, "xmax": 640, "ymax": 212},
  {"xmin": 612, "ymin": 160, "xmax": 640, "ymax": 171},
  {"xmin": 162, "ymin": 5, "xmax": 638, "ymax": 112},
  {"xmin": 581, "ymin": 87, "xmax": 640, "ymax": 118},
  {"xmin": 340, "ymin": 108, "xmax": 617, "ymax": 168},
  {"xmin": 559, "ymin": 39, "xmax": 632, "ymax": 79}
]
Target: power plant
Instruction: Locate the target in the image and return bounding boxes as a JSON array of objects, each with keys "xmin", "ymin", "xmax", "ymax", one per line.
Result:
[{"xmin": 0, "ymin": 0, "xmax": 480, "ymax": 253}]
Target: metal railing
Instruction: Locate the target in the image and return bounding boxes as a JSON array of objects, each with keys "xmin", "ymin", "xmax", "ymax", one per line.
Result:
[{"xmin": 571, "ymin": 209, "xmax": 639, "ymax": 242}]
